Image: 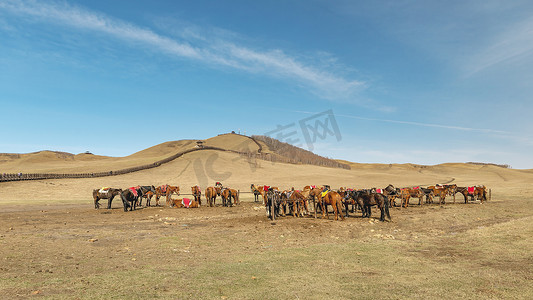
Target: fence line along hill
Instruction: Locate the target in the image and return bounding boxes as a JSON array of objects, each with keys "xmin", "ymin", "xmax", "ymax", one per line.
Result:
[
  {"xmin": 251, "ymin": 135, "xmax": 350, "ymax": 169},
  {"xmin": 0, "ymin": 133, "xmax": 349, "ymax": 182}
]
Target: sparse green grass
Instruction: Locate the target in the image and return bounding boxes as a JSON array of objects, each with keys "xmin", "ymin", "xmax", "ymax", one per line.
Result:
[{"xmin": 1, "ymin": 199, "xmax": 532, "ymax": 299}]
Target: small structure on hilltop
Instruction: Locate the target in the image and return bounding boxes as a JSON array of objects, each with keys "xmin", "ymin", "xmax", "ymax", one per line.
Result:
[{"xmin": 196, "ymin": 140, "xmax": 204, "ymax": 148}]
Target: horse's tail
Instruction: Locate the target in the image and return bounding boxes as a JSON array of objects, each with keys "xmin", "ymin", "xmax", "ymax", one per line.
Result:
[
  {"xmin": 120, "ymin": 191, "xmax": 130, "ymax": 211},
  {"xmin": 336, "ymin": 197, "xmax": 344, "ymax": 219},
  {"xmin": 384, "ymin": 195, "xmax": 391, "ymax": 221}
]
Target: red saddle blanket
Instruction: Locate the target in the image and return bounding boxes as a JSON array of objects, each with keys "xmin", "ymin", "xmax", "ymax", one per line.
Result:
[
  {"xmin": 376, "ymin": 188, "xmax": 383, "ymax": 194},
  {"xmin": 129, "ymin": 187, "xmax": 138, "ymax": 197},
  {"xmin": 182, "ymin": 198, "xmax": 191, "ymax": 208},
  {"xmin": 467, "ymin": 187, "xmax": 475, "ymax": 194}
]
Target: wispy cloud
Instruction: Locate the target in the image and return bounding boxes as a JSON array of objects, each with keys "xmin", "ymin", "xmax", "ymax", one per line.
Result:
[
  {"xmin": 0, "ymin": 0, "xmax": 365, "ymax": 102},
  {"xmin": 465, "ymin": 16, "xmax": 533, "ymax": 76},
  {"xmin": 293, "ymin": 110, "xmax": 510, "ymax": 134}
]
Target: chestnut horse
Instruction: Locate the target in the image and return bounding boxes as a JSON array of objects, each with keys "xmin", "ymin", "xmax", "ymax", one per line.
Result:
[
  {"xmin": 317, "ymin": 191, "xmax": 345, "ymax": 221},
  {"xmin": 427, "ymin": 185, "xmax": 447, "ymax": 204},
  {"xmin": 221, "ymin": 188, "xmax": 239, "ymax": 206},
  {"xmin": 93, "ymin": 187, "xmax": 122, "ymax": 209},
  {"xmin": 250, "ymin": 184, "xmax": 263, "ymax": 202},
  {"xmin": 205, "ymin": 186, "xmax": 218, "ymax": 207},
  {"xmin": 400, "ymin": 187, "xmax": 424, "ymax": 208},
  {"xmin": 290, "ymin": 190, "xmax": 309, "ymax": 217},
  {"xmin": 191, "ymin": 186, "xmax": 202, "ymax": 205},
  {"xmin": 155, "ymin": 185, "xmax": 180, "ymax": 206},
  {"xmin": 167, "ymin": 198, "xmax": 200, "ymax": 208}
]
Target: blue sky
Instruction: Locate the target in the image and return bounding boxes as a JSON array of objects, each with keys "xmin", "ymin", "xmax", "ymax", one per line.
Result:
[{"xmin": 1, "ymin": 0, "xmax": 532, "ymax": 168}]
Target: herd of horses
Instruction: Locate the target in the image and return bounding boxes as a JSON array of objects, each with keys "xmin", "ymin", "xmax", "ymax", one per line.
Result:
[
  {"xmin": 250, "ymin": 183, "xmax": 489, "ymax": 222},
  {"xmin": 92, "ymin": 182, "xmax": 239, "ymax": 212},
  {"xmin": 92, "ymin": 182, "xmax": 488, "ymax": 222}
]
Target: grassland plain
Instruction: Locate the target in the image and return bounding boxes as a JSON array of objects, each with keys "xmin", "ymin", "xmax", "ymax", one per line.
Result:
[{"xmin": 1, "ymin": 135, "xmax": 532, "ymax": 299}]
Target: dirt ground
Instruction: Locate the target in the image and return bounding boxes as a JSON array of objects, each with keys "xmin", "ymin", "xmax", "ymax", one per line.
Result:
[{"xmin": 1, "ymin": 191, "xmax": 533, "ymax": 299}]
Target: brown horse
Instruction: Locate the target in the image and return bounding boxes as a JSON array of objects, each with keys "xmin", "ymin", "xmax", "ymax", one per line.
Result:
[
  {"xmin": 308, "ymin": 187, "xmax": 325, "ymax": 213},
  {"xmin": 155, "ymin": 185, "xmax": 180, "ymax": 206},
  {"xmin": 141, "ymin": 190, "xmax": 154, "ymax": 207},
  {"xmin": 255, "ymin": 185, "xmax": 278, "ymax": 206},
  {"xmin": 427, "ymin": 185, "xmax": 448, "ymax": 204},
  {"xmin": 279, "ymin": 189, "xmax": 304, "ymax": 217},
  {"xmin": 191, "ymin": 186, "xmax": 202, "ymax": 205},
  {"xmin": 251, "ymin": 184, "xmax": 264, "ymax": 202},
  {"xmin": 317, "ymin": 191, "xmax": 345, "ymax": 221},
  {"xmin": 290, "ymin": 190, "xmax": 309, "ymax": 217},
  {"xmin": 205, "ymin": 186, "xmax": 218, "ymax": 207},
  {"xmin": 228, "ymin": 188, "xmax": 239, "ymax": 205},
  {"xmin": 444, "ymin": 184, "xmax": 458, "ymax": 203},
  {"xmin": 167, "ymin": 198, "xmax": 200, "ymax": 208},
  {"xmin": 221, "ymin": 188, "xmax": 239, "ymax": 206},
  {"xmin": 93, "ymin": 187, "xmax": 122, "ymax": 209},
  {"xmin": 457, "ymin": 185, "xmax": 487, "ymax": 203},
  {"xmin": 400, "ymin": 187, "xmax": 424, "ymax": 208}
]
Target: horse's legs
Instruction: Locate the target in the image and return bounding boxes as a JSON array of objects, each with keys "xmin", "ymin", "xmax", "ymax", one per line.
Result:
[
  {"xmin": 344, "ymin": 201, "xmax": 350, "ymax": 218},
  {"xmin": 94, "ymin": 196, "xmax": 99, "ymax": 209},
  {"xmin": 107, "ymin": 195, "xmax": 114, "ymax": 209}
]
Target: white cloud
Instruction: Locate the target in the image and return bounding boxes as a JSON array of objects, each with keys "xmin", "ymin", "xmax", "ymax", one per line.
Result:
[
  {"xmin": 0, "ymin": 0, "xmax": 365, "ymax": 102},
  {"xmin": 465, "ymin": 16, "xmax": 533, "ymax": 76}
]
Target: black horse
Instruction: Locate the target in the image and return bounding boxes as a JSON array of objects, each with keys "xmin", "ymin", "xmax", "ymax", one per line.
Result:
[
  {"xmin": 343, "ymin": 190, "xmax": 363, "ymax": 217},
  {"xmin": 120, "ymin": 187, "xmax": 142, "ymax": 212},
  {"xmin": 137, "ymin": 185, "xmax": 156, "ymax": 207},
  {"xmin": 266, "ymin": 188, "xmax": 281, "ymax": 220},
  {"xmin": 93, "ymin": 188, "xmax": 122, "ymax": 209}
]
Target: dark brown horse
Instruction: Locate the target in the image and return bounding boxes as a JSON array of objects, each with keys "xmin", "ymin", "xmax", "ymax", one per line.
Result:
[
  {"xmin": 356, "ymin": 190, "xmax": 391, "ymax": 222},
  {"xmin": 191, "ymin": 186, "xmax": 202, "ymax": 205},
  {"xmin": 120, "ymin": 187, "xmax": 142, "ymax": 212},
  {"xmin": 343, "ymin": 190, "xmax": 364, "ymax": 217},
  {"xmin": 93, "ymin": 187, "xmax": 122, "ymax": 209}
]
